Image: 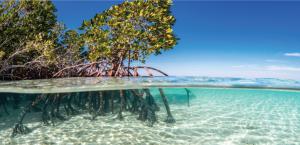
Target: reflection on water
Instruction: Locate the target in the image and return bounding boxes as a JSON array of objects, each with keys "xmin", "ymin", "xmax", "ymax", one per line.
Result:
[{"xmin": 0, "ymin": 87, "xmax": 300, "ymax": 144}]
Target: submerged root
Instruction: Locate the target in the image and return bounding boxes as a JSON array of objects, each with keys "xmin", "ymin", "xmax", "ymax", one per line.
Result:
[
  {"xmin": 159, "ymin": 88, "xmax": 175, "ymax": 124},
  {"xmin": 146, "ymin": 109, "xmax": 157, "ymax": 127},
  {"xmin": 185, "ymin": 88, "xmax": 191, "ymax": 107},
  {"xmin": 11, "ymin": 123, "xmax": 31, "ymax": 137},
  {"xmin": 117, "ymin": 90, "xmax": 125, "ymax": 120},
  {"xmin": 48, "ymin": 94, "xmax": 67, "ymax": 125},
  {"xmin": 11, "ymin": 95, "xmax": 44, "ymax": 137},
  {"xmin": 7, "ymin": 85, "xmax": 179, "ymax": 137},
  {"xmin": 0, "ymin": 97, "xmax": 9, "ymax": 115},
  {"xmin": 144, "ymin": 89, "xmax": 158, "ymax": 126},
  {"xmin": 64, "ymin": 98, "xmax": 79, "ymax": 116},
  {"xmin": 164, "ymin": 115, "xmax": 176, "ymax": 124},
  {"xmin": 133, "ymin": 89, "xmax": 158, "ymax": 127},
  {"xmin": 92, "ymin": 92, "xmax": 106, "ymax": 120}
]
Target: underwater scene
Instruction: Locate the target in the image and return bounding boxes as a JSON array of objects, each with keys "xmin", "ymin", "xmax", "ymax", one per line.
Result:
[{"xmin": 0, "ymin": 77, "xmax": 300, "ymax": 145}]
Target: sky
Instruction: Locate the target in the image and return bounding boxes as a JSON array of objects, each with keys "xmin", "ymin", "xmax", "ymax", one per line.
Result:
[{"xmin": 53, "ymin": 1, "xmax": 300, "ymax": 80}]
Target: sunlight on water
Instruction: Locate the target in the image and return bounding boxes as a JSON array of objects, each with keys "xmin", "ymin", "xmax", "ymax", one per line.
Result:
[{"xmin": 0, "ymin": 77, "xmax": 300, "ymax": 144}]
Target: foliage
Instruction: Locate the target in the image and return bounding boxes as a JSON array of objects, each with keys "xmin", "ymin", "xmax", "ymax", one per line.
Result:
[
  {"xmin": 60, "ymin": 30, "xmax": 85, "ymax": 65},
  {"xmin": 81, "ymin": 0, "xmax": 178, "ymax": 64},
  {"xmin": 0, "ymin": 0, "xmax": 59, "ymax": 69}
]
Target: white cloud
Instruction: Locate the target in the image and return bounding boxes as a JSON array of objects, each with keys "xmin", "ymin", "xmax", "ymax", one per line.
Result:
[
  {"xmin": 266, "ymin": 65, "xmax": 300, "ymax": 72},
  {"xmin": 231, "ymin": 64, "xmax": 258, "ymax": 69},
  {"xmin": 231, "ymin": 65, "xmax": 247, "ymax": 68},
  {"xmin": 284, "ymin": 53, "xmax": 300, "ymax": 57}
]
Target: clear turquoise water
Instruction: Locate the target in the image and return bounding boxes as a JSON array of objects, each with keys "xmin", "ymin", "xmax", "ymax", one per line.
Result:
[
  {"xmin": 160, "ymin": 88, "xmax": 300, "ymax": 144},
  {"xmin": 0, "ymin": 77, "xmax": 300, "ymax": 144}
]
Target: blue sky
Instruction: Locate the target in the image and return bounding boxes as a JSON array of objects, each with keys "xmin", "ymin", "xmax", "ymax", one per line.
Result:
[{"xmin": 53, "ymin": 1, "xmax": 300, "ymax": 80}]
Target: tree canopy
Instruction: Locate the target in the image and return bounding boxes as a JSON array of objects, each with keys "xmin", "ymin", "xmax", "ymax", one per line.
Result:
[
  {"xmin": 0, "ymin": 0, "xmax": 58, "ymax": 61},
  {"xmin": 0, "ymin": 0, "xmax": 64, "ymax": 79},
  {"xmin": 0, "ymin": 0, "xmax": 178, "ymax": 80},
  {"xmin": 81, "ymin": 0, "xmax": 178, "ymax": 64}
]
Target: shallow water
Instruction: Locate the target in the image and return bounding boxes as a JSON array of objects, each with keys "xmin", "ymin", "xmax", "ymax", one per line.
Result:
[{"xmin": 0, "ymin": 77, "xmax": 300, "ymax": 144}]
